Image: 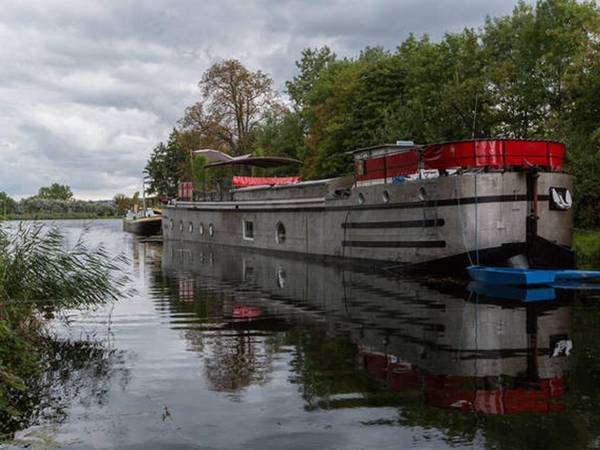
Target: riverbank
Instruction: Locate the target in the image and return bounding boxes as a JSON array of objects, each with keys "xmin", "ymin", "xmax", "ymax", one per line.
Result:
[
  {"xmin": 573, "ymin": 229, "xmax": 600, "ymax": 265},
  {"xmin": 1, "ymin": 213, "xmax": 119, "ymax": 221}
]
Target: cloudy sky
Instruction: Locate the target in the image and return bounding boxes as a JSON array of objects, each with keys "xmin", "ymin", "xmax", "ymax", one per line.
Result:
[{"xmin": 1, "ymin": 0, "xmax": 524, "ymax": 200}]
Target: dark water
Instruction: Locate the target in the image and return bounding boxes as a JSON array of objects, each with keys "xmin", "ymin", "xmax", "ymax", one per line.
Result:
[{"xmin": 3, "ymin": 219, "xmax": 600, "ymax": 449}]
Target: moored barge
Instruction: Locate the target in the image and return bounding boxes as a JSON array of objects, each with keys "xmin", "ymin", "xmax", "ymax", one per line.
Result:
[{"xmin": 162, "ymin": 139, "xmax": 575, "ymax": 271}]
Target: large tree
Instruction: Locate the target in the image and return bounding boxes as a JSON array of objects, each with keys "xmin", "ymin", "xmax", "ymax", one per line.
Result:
[
  {"xmin": 180, "ymin": 59, "xmax": 277, "ymax": 156},
  {"xmin": 144, "ymin": 130, "xmax": 189, "ymax": 199}
]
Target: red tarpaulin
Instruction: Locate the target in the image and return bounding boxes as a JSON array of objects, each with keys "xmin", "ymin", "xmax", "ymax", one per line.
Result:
[{"xmin": 232, "ymin": 176, "xmax": 300, "ymax": 187}]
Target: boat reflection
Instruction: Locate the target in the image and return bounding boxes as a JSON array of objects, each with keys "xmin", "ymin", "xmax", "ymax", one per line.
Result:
[{"xmin": 161, "ymin": 241, "xmax": 572, "ymax": 415}]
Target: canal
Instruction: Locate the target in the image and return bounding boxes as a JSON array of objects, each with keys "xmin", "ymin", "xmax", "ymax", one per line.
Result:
[{"xmin": 3, "ymin": 219, "xmax": 600, "ymax": 449}]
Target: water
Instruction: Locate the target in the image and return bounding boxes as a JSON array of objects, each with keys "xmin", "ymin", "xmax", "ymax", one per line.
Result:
[{"xmin": 3, "ymin": 219, "xmax": 600, "ymax": 449}]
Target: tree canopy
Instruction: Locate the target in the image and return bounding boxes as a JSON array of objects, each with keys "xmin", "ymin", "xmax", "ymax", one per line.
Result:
[
  {"xmin": 36, "ymin": 183, "xmax": 73, "ymax": 201},
  {"xmin": 180, "ymin": 59, "xmax": 277, "ymax": 156}
]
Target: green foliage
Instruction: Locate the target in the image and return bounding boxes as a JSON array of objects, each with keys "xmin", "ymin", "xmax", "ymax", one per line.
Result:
[
  {"xmin": 14, "ymin": 198, "xmax": 116, "ymax": 219},
  {"xmin": 145, "ymin": 129, "xmax": 189, "ymax": 199},
  {"xmin": 252, "ymin": 109, "xmax": 305, "ymax": 176},
  {"xmin": 286, "ymin": 46, "xmax": 337, "ymax": 110},
  {"xmin": 0, "ymin": 192, "xmax": 17, "ymax": 217},
  {"xmin": 113, "ymin": 193, "xmax": 141, "ymax": 216},
  {"xmin": 573, "ymin": 229, "xmax": 600, "ymax": 264},
  {"xmin": 192, "ymin": 155, "xmax": 207, "ymax": 190},
  {"xmin": 36, "ymin": 183, "xmax": 73, "ymax": 201}
]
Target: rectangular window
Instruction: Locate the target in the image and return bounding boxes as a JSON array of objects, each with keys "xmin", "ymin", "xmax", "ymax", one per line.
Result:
[{"xmin": 243, "ymin": 220, "xmax": 254, "ymax": 240}]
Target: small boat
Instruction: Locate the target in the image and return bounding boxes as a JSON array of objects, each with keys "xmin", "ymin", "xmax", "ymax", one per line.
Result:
[
  {"xmin": 467, "ymin": 265, "xmax": 600, "ymax": 286},
  {"xmin": 123, "ymin": 209, "xmax": 162, "ymax": 236},
  {"xmin": 467, "ymin": 265, "xmax": 557, "ymax": 286}
]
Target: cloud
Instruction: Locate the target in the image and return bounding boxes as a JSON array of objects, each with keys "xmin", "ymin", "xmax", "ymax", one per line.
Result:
[{"xmin": 0, "ymin": 0, "xmax": 523, "ymax": 199}]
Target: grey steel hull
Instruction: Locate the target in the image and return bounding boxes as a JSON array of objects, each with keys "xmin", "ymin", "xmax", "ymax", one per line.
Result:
[{"xmin": 162, "ymin": 172, "xmax": 574, "ymax": 270}]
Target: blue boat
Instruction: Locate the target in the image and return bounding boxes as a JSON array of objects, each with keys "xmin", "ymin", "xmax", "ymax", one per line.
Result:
[
  {"xmin": 467, "ymin": 265, "xmax": 600, "ymax": 286},
  {"xmin": 467, "ymin": 266, "xmax": 557, "ymax": 286}
]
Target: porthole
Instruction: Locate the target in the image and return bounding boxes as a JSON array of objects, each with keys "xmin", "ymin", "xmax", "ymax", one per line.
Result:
[
  {"xmin": 169, "ymin": 219, "xmax": 174, "ymax": 230},
  {"xmin": 199, "ymin": 223, "xmax": 205, "ymax": 235},
  {"xmin": 179, "ymin": 221, "xmax": 184, "ymax": 232},
  {"xmin": 382, "ymin": 190, "xmax": 390, "ymax": 203},
  {"xmin": 208, "ymin": 223, "xmax": 215, "ymax": 237},
  {"xmin": 188, "ymin": 222, "xmax": 194, "ymax": 233},
  {"xmin": 276, "ymin": 222, "xmax": 286, "ymax": 244},
  {"xmin": 358, "ymin": 193, "xmax": 365, "ymax": 205}
]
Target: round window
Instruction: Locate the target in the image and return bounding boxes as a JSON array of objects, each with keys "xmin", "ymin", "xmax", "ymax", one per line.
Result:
[
  {"xmin": 169, "ymin": 219, "xmax": 174, "ymax": 230},
  {"xmin": 179, "ymin": 221, "xmax": 184, "ymax": 232},
  {"xmin": 208, "ymin": 223, "xmax": 215, "ymax": 237},
  {"xmin": 382, "ymin": 190, "xmax": 390, "ymax": 203},
  {"xmin": 358, "ymin": 193, "xmax": 365, "ymax": 205},
  {"xmin": 276, "ymin": 222, "xmax": 286, "ymax": 244},
  {"xmin": 188, "ymin": 222, "xmax": 194, "ymax": 233},
  {"xmin": 199, "ymin": 223, "xmax": 205, "ymax": 235}
]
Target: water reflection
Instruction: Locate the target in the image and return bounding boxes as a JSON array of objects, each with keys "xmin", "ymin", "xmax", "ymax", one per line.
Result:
[
  {"xmin": 1, "ymin": 338, "xmax": 129, "ymax": 439},
  {"xmin": 161, "ymin": 241, "xmax": 572, "ymax": 416}
]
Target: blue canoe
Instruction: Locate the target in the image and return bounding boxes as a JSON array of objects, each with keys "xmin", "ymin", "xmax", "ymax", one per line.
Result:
[{"xmin": 467, "ymin": 265, "xmax": 600, "ymax": 286}]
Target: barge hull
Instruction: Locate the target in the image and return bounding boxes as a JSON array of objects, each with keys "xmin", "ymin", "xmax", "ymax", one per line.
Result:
[{"xmin": 162, "ymin": 171, "xmax": 574, "ymax": 271}]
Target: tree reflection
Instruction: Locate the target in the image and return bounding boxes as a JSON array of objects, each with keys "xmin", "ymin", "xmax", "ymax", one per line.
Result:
[
  {"xmin": 1, "ymin": 337, "xmax": 129, "ymax": 440},
  {"xmin": 204, "ymin": 330, "xmax": 276, "ymax": 395}
]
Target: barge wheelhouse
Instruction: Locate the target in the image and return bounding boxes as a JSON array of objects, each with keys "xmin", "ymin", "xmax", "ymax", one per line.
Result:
[{"xmin": 162, "ymin": 139, "xmax": 575, "ymax": 271}]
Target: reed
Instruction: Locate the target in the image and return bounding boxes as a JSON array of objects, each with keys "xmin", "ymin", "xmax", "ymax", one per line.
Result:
[{"xmin": 0, "ymin": 223, "xmax": 128, "ymax": 435}]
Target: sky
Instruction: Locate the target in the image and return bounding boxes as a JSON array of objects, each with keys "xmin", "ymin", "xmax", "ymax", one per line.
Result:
[{"xmin": 0, "ymin": 0, "xmax": 525, "ymax": 200}]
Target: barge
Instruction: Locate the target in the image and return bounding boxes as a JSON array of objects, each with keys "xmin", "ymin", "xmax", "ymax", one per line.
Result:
[
  {"xmin": 162, "ymin": 139, "xmax": 575, "ymax": 271},
  {"xmin": 123, "ymin": 209, "xmax": 162, "ymax": 236}
]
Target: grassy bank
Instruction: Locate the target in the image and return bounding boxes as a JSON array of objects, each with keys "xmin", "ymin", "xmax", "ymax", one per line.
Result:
[{"xmin": 573, "ymin": 229, "xmax": 600, "ymax": 265}]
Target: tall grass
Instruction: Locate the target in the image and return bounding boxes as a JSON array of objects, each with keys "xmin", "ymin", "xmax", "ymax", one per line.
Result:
[{"xmin": 0, "ymin": 223, "xmax": 129, "ymax": 434}]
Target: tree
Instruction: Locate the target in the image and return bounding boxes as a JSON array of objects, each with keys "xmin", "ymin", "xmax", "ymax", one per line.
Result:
[
  {"xmin": 144, "ymin": 130, "xmax": 189, "ymax": 199},
  {"xmin": 0, "ymin": 192, "xmax": 17, "ymax": 216},
  {"xmin": 191, "ymin": 155, "xmax": 207, "ymax": 190},
  {"xmin": 37, "ymin": 183, "xmax": 73, "ymax": 201},
  {"xmin": 113, "ymin": 193, "xmax": 141, "ymax": 216},
  {"xmin": 180, "ymin": 59, "xmax": 277, "ymax": 156},
  {"xmin": 252, "ymin": 107, "xmax": 305, "ymax": 176},
  {"xmin": 286, "ymin": 46, "xmax": 337, "ymax": 110}
]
